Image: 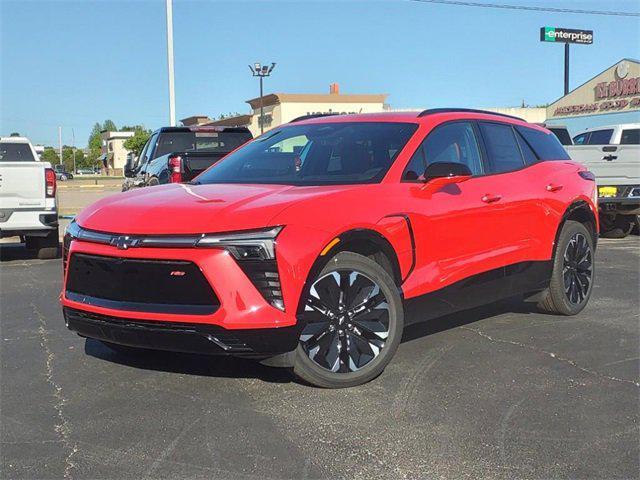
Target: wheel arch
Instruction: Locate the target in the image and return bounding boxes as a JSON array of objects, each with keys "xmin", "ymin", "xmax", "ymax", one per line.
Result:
[
  {"xmin": 554, "ymin": 200, "xmax": 598, "ymax": 256},
  {"xmin": 296, "ymin": 228, "xmax": 403, "ymax": 316}
]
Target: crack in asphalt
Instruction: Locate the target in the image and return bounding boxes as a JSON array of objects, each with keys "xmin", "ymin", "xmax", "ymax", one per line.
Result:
[
  {"xmin": 461, "ymin": 326, "xmax": 640, "ymax": 388},
  {"xmin": 32, "ymin": 302, "xmax": 79, "ymax": 479}
]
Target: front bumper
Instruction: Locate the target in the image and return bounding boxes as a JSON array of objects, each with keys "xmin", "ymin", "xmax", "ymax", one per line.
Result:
[{"xmin": 64, "ymin": 307, "xmax": 302, "ymax": 357}]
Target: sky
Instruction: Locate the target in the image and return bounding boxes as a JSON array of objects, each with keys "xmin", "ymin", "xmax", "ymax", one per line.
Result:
[{"xmin": 1, "ymin": 0, "xmax": 639, "ymax": 147}]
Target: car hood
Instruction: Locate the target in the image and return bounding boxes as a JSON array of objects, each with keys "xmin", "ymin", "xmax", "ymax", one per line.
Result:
[{"xmin": 75, "ymin": 183, "xmax": 348, "ymax": 235}]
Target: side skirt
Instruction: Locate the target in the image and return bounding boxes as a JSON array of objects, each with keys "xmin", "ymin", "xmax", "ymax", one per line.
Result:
[{"xmin": 404, "ymin": 261, "xmax": 552, "ymax": 325}]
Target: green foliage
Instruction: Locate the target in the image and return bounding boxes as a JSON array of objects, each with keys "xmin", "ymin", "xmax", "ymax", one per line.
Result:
[
  {"xmin": 41, "ymin": 147, "xmax": 59, "ymax": 164},
  {"xmin": 102, "ymin": 119, "xmax": 117, "ymax": 132},
  {"xmin": 9, "ymin": 132, "xmax": 20, "ymax": 137},
  {"xmin": 217, "ymin": 112, "xmax": 242, "ymax": 120},
  {"xmin": 88, "ymin": 122, "xmax": 102, "ymax": 151},
  {"xmin": 123, "ymin": 126, "xmax": 152, "ymax": 155}
]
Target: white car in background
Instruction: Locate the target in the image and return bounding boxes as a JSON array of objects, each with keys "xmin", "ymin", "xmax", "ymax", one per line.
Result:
[{"xmin": 0, "ymin": 136, "xmax": 60, "ymax": 258}]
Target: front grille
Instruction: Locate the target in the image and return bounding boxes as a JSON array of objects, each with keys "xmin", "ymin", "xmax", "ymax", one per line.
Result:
[
  {"xmin": 237, "ymin": 260, "xmax": 283, "ymax": 309},
  {"xmin": 66, "ymin": 253, "xmax": 219, "ymax": 314}
]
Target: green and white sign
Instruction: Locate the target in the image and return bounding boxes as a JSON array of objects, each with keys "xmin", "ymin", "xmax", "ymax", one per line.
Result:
[{"xmin": 540, "ymin": 27, "xmax": 593, "ymax": 45}]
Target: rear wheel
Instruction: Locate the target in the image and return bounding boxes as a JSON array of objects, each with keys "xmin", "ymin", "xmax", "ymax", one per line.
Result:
[
  {"xmin": 26, "ymin": 228, "xmax": 60, "ymax": 259},
  {"xmin": 293, "ymin": 252, "xmax": 403, "ymax": 388},
  {"xmin": 538, "ymin": 221, "xmax": 594, "ymax": 315}
]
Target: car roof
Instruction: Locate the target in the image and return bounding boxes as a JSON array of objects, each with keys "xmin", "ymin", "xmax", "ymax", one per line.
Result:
[
  {"xmin": 288, "ymin": 109, "xmax": 545, "ymax": 131},
  {"xmin": 577, "ymin": 123, "xmax": 640, "ymax": 133},
  {"xmin": 0, "ymin": 136, "xmax": 31, "ymax": 143},
  {"xmin": 154, "ymin": 126, "xmax": 251, "ymax": 134}
]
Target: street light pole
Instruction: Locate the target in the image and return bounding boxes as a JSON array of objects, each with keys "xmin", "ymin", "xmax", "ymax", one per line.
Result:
[
  {"xmin": 166, "ymin": 0, "xmax": 176, "ymax": 126},
  {"xmin": 249, "ymin": 62, "xmax": 276, "ymax": 135}
]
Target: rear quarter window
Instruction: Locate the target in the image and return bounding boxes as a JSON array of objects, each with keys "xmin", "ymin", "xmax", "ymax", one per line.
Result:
[
  {"xmin": 516, "ymin": 126, "xmax": 571, "ymax": 161},
  {"xmin": 0, "ymin": 143, "xmax": 36, "ymax": 162},
  {"xmin": 620, "ymin": 129, "xmax": 640, "ymax": 145}
]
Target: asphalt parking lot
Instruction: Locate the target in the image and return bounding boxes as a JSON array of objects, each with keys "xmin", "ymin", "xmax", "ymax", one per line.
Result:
[{"xmin": 1, "ymin": 237, "xmax": 638, "ymax": 479}]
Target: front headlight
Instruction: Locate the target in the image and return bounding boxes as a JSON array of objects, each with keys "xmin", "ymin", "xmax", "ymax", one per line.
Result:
[{"xmin": 196, "ymin": 226, "xmax": 283, "ymax": 261}]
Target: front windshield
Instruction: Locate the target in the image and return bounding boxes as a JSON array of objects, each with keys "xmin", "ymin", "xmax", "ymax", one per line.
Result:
[{"xmin": 195, "ymin": 122, "xmax": 418, "ymax": 186}]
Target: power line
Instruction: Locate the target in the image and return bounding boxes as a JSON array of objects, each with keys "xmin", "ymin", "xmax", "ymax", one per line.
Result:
[{"xmin": 406, "ymin": 0, "xmax": 640, "ymax": 17}]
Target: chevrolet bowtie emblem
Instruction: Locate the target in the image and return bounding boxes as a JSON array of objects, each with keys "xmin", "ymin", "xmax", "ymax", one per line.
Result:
[{"xmin": 113, "ymin": 236, "xmax": 139, "ymax": 250}]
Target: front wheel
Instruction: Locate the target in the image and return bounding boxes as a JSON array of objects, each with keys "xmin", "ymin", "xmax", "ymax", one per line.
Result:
[
  {"xmin": 293, "ymin": 252, "xmax": 404, "ymax": 388},
  {"xmin": 537, "ymin": 221, "xmax": 595, "ymax": 315}
]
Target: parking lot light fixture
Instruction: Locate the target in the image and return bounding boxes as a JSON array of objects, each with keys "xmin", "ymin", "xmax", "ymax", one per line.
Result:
[{"xmin": 249, "ymin": 62, "xmax": 276, "ymax": 134}]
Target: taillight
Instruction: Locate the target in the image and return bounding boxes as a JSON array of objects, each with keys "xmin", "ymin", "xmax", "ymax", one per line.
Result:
[
  {"xmin": 578, "ymin": 170, "xmax": 596, "ymax": 181},
  {"xmin": 45, "ymin": 168, "xmax": 56, "ymax": 197},
  {"xmin": 169, "ymin": 155, "xmax": 183, "ymax": 183}
]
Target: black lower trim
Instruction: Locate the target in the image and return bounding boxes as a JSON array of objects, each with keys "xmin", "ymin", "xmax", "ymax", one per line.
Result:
[
  {"xmin": 65, "ymin": 291, "xmax": 217, "ymax": 315},
  {"xmin": 63, "ymin": 307, "xmax": 302, "ymax": 357},
  {"xmin": 404, "ymin": 260, "xmax": 552, "ymax": 325}
]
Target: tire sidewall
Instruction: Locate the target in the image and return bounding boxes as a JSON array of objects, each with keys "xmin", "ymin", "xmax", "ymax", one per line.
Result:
[
  {"xmin": 293, "ymin": 251, "xmax": 404, "ymax": 388},
  {"xmin": 550, "ymin": 221, "xmax": 595, "ymax": 315}
]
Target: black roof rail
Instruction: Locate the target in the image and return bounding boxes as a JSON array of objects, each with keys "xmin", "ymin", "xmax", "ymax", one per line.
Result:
[
  {"xmin": 289, "ymin": 113, "xmax": 341, "ymax": 123},
  {"xmin": 417, "ymin": 108, "xmax": 525, "ymax": 122}
]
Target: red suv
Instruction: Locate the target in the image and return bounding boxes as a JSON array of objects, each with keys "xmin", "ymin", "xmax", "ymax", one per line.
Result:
[{"xmin": 61, "ymin": 109, "xmax": 598, "ymax": 388}]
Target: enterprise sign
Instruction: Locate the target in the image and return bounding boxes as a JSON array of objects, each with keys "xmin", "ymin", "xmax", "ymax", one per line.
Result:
[{"xmin": 540, "ymin": 27, "xmax": 593, "ymax": 45}]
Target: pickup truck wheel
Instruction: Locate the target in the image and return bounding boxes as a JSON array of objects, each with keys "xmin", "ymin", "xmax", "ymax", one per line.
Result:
[
  {"xmin": 537, "ymin": 220, "xmax": 594, "ymax": 316},
  {"xmin": 600, "ymin": 214, "xmax": 634, "ymax": 239},
  {"xmin": 31, "ymin": 228, "xmax": 60, "ymax": 259},
  {"xmin": 293, "ymin": 252, "xmax": 403, "ymax": 388}
]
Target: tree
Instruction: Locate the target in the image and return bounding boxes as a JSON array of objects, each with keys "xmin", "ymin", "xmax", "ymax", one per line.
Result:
[
  {"xmin": 123, "ymin": 126, "xmax": 152, "ymax": 156},
  {"xmin": 10, "ymin": 132, "xmax": 20, "ymax": 137},
  {"xmin": 217, "ymin": 112, "xmax": 242, "ymax": 120},
  {"xmin": 102, "ymin": 119, "xmax": 117, "ymax": 132},
  {"xmin": 41, "ymin": 147, "xmax": 59, "ymax": 164}
]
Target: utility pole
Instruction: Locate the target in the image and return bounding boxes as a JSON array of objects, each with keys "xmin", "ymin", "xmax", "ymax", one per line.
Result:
[
  {"xmin": 72, "ymin": 128, "xmax": 76, "ymax": 174},
  {"xmin": 58, "ymin": 126, "xmax": 62, "ymax": 165},
  {"xmin": 166, "ymin": 0, "xmax": 176, "ymax": 126},
  {"xmin": 249, "ymin": 63, "xmax": 276, "ymax": 135},
  {"xmin": 564, "ymin": 43, "xmax": 570, "ymax": 95}
]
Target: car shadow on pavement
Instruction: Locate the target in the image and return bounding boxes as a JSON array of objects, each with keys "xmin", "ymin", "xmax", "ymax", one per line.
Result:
[
  {"xmin": 401, "ymin": 296, "xmax": 538, "ymax": 344},
  {"xmin": 83, "ymin": 296, "xmax": 538, "ymax": 384},
  {"xmin": 84, "ymin": 338, "xmax": 295, "ymax": 384},
  {"xmin": 0, "ymin": 241, "xmax": 62, "ymax": 262}
]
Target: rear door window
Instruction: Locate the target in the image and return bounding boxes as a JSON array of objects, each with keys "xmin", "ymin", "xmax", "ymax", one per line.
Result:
[
  {"xmin": 587, "ymin": 129, "xmax": 614, "ymax": 145},
  {"xmin": 620, "ymin": 129, "xmax": 640, "ymax": 145},
  {"xmin": 516, "ymin": 126, "xmax": 571, "ymax": 161},
  {"xmin": 0, "ymin": 143, "xmax": 36, "ymax": 162},
  {"xmin": 478, "ymin": 122, "xmax": 525, "ymax": 174}
]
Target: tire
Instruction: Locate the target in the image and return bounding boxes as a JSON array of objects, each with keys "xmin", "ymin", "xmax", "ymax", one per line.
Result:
[
  {"xmin": 293, "ymin": 251, "xmax": 404, "ymax": 388},
  {"xmin": 600, "ymin": 214, "xmax": 634, "ymax": 239},
  {"xmin": 147, "ymin": 177, "xmax": 160, "ymax": 187},
  {"xmin": 59, "ymin": 174, "xmax": 67, "ymax": 181},
  {"xmin": 28, "ymin": 228, "xmax": 60, "ymax": 259},
  {"xmin": 537, "ymin": 220, "xmax": 594, "ymax": 315}
]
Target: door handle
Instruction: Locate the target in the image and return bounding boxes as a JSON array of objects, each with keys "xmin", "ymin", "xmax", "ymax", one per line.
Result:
[
  {"xmin": 481, "ymin": 194, "xmax": 502, "ymax": 203},
  {"xmin": 546, "ymin": 183, "xmax": 563, "ymax": 192},
  {"xmin": 602, "ymin": 155, "xmax": 617, "ymax": 161}
]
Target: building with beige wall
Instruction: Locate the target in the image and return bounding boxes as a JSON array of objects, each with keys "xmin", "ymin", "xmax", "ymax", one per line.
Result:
[
  {"xmin": 101, "ymin": 131, "xmax": 134, "ymax": 174},
  {"xmin": 545, "ymin": 58, "xmax": 640, "ymax": 135},
  {"xmin": 200, "ymin": 84, "xmax": 388, "ymax": 136}
]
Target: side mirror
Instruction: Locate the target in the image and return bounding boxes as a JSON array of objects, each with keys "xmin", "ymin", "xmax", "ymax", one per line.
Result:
[
  {"xmin": 423, "ymin": 162, "xmax": 472, "ymax": 185},
  {"xmin": 124, "ymin": 155, "xmax": 137, "ymax": 177}
]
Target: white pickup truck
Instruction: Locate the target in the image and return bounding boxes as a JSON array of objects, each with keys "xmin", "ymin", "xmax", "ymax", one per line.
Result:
[
  {"xmin": 565, "ymin": 123, "xmax": 640, "ymax": 238},
  {"xmin": 0, "ymin": 136, "xmax": 60, "ymax": 258}
]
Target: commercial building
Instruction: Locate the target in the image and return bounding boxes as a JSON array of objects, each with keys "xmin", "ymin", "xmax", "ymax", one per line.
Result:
[
  {"xmin": 183, "ymin": 83, "xmax": 388, "ymax": 136},
  {"xmin": 100, "ymin": 131, "xmax": 134, "ymax": 174},
  {"xmin": 545, "ymin": 58, "xmax": 640, "ymax": 135}
]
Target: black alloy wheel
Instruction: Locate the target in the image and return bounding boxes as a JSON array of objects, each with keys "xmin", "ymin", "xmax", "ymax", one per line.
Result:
[
  {"xmin": 293, "ymin": 252, "xmax": 403, "ymax": 388},
  {"xmin": 300, "ymin": 270, "xmax": 390, "ymax": 373},
  {"xmin": 562, "ymin": 232, "xmax": 593, "ymax": 305}
]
